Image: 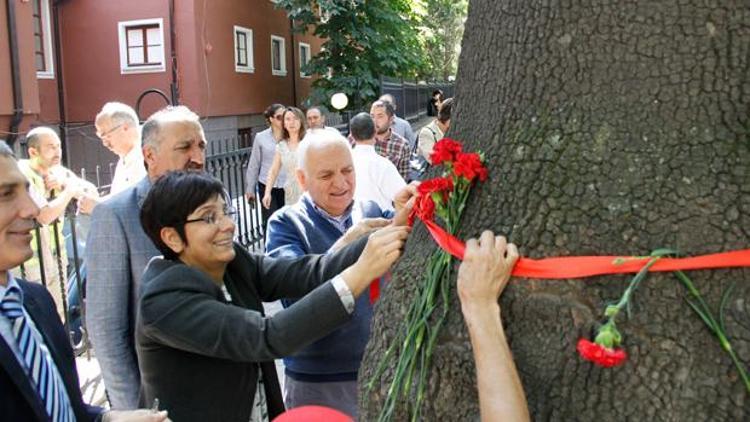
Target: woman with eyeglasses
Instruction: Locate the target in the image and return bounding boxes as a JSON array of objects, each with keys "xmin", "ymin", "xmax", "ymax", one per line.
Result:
[
  {"xmin": 262, "ymin": 107, "xmax": 307, "ymax": 210},
  {"xmin": 136, "ymin": 171, "xmax": 411, "ymax": 422}
]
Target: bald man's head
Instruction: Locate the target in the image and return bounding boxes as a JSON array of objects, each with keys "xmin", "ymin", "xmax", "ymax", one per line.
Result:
[{"xmin": 296, "ymin": 133, "xmax": 355, "ymax": 216}]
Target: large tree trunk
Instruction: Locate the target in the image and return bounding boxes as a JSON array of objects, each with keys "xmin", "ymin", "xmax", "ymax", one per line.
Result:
[{"xmin": 360, "ymin": 1, "xmax": 750, "ymax": 420}]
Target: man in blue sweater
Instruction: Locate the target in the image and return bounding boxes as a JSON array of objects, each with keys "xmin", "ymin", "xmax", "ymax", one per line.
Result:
[{"xmin": 266, "ymin": 132, "xmax": 414, "ymax": 418}]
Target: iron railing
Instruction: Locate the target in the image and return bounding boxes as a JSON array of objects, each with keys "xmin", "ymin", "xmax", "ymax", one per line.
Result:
[
  {"xmin": 12, "ymin": 77, "xmax": 456, "ymax": 354},
  {"xmin": 13, "ymin": 138, "xmax": 265, "ymax": 355},
  {"xmin": 379, "ymin": 77, "xmax": 455, "ymax": 122}
]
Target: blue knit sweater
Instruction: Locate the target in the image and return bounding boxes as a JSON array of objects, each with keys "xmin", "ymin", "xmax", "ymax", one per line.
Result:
[{"xmin": 265, "ymin": 194, "xmax": 392, "ymax": 380}]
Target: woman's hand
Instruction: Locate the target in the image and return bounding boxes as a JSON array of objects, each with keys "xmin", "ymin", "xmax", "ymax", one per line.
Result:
[
  {"xmin": 262, "ymin": 192, "xmax": 272, "ymax": 209},
  {"xmin": 103, "ymin": 409, "xmax": 170, "ymax": 422},
  {"xmin": 329, "ymin": 218, "xmax": 391, "ymax": 252},
  {"xmin": 457, "ymin": 231, "xmax": 519, "ymax": 311},
  {"xmin": 341, "ymin": 225, "xmax": 411, "ymax": 296},
  {"xmin": 391, "ymin": 182, "xmax": 419, "ymax": 227}
]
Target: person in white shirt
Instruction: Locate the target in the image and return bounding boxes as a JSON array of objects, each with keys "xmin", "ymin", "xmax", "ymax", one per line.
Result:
[
  {"xmin": 95, "ymin": 102, "xmax": 147, "ymax": 196},
  {"xmin": 349, "ymin": 112, "xmax": 406, "ymax": 211}
]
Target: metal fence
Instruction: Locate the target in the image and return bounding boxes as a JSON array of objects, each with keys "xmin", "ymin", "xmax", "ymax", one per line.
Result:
[
  {"xmin": 13, "ymin": 138, "xmax": 264, "ymax": 355},
  {"xmin": 379, "ymin": 77, "xmax": 455, "ymax": 122},
  {"xmin": 321, "ymin": 78, "xmax": 455, "ymax": 133}
]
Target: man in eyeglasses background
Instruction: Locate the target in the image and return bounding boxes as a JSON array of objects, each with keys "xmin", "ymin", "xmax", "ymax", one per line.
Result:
[
  {"xmin": 245, "ymin": 103, "xmax": 288, "ymax": 231},
  {"xmin": 86, "ymin": 105, "xmax": 207, "ymax": 410},
  {"xmin": 95, "ymin": 102, "xmax": 147, "ymax": 197}
]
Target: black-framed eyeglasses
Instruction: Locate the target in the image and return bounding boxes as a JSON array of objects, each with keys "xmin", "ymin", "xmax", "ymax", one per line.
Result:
[
  {"xmin": 184, "ymin": 205, "xmax": 238, "ymax": 226},
  {"xmin": 96, "ymin": 123, "xmax": 123, "ymax": 139}
]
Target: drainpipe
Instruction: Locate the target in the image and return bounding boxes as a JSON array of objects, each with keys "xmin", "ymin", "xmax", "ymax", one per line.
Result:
[
  {"xmin": 52, "ymin": 0, "xmax": 69, "ymax": 165},
  {"xmin": 168, "ymin": 0, "xmax": 179, "ymax": 104},
  {"xmin": 289, "ymin": 18, "xmax": 297, "ymax": 107},
  {"xmin": 6, "ymin": 0, "xmax": 24, "ymax": 148}
]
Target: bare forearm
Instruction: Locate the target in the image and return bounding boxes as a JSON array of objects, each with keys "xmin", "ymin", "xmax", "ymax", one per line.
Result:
[
  {"xmin": 463, "ymin": 304, "xmax": 530, "ymax": 422},
  {"xmin": 37, "ymin": 189, "xmax": 75, "ymax": 224},
  {"xmin": 265, "ymin": 162, "xmax": 280, "ymax": 195}
]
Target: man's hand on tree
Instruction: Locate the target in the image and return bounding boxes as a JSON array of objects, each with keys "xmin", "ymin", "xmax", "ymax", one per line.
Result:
[{"xmin": 457, "ymin": 231, "xmax": 519, "ymax": 312}]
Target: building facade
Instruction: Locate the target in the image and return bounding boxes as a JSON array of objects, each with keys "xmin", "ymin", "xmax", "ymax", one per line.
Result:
[{"xmin": 1, "ymin": 0, "xmax": 323, "ymax": 184}]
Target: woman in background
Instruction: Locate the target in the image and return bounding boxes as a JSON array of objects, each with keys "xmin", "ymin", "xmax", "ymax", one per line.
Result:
[{"xmin": 263, "ymin": 107, "xmax": 307, "ymax": 209}]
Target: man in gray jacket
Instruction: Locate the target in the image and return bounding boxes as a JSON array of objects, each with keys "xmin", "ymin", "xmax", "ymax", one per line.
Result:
[{"xmin": 85, "ymin": 105, "xmax": 207, "ymax": 409}]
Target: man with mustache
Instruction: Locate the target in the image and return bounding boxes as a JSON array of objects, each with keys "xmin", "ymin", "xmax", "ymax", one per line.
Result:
[
  {"xmin": 0, "ymin": 140, "xmax": 170, "ymax": 421},
  {"xmin": 369, "ymin": 100, "xmax": 411, "ymax": 180},
  {"xmin": 14, "ymin": 127, "xmax": 98, "ymax": 317},
  {"xmin": 86, "ymin": 106, "xmax": 207, "ymax": 409}
]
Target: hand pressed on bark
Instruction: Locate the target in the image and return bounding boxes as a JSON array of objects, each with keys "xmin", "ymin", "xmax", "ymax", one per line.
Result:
[
  {"xmin": 457, "ymin": 231, "xmax": 529, "ymax": 422},
  {"xmin": 457, "ymin": 231, "xmax": 519, "ymax": 311}
]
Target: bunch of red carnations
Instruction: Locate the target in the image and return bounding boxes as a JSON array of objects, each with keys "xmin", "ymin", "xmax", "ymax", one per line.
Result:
[{"xmin": 369, "ymin": 138, "xmax": 488, "ymax": 422}]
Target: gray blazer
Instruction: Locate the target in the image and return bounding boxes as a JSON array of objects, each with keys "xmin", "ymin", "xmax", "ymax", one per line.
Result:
[
  {"xmin": 136, "ymin": 239, "xmax": 366, "ymax": 422},
  {"xmin": 392, "ymin": 116, "xmax": 416, "ymax": 148},
  {"xmin": 85, "ymin": 176, "xmax": 158, "ymax": 409}
]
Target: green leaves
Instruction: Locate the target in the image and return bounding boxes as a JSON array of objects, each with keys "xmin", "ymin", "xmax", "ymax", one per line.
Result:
[{"xmin": 275, "ymin": 0, "xmax": 427, "ymax": 109}]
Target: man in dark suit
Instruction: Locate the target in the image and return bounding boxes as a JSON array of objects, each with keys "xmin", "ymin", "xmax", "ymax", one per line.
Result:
[{"xmin": 0, "ymin": 140, "xmax": 169, "ymax": 421}]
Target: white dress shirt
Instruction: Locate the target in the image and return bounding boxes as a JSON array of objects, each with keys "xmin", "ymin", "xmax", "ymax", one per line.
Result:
[
  {"xmin": 352, "ymin": 143, "xmax": 406, "ymax": 211},
  {"xmin": 110, "ymin": 145, "xmax": 147, "ymax": 195}
]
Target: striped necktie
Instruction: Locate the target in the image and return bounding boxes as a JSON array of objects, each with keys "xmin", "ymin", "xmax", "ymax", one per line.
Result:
[{"xmin": 1, "ymin": 285, "xmax": 76, "ymax": 422}]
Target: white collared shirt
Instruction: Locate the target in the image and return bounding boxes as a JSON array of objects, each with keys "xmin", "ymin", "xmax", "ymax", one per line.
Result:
[
  {"xmin": 352, "ymin": 143, "xmax": 406, "ymax": 211},
  {"xmin": 110, "ymin": 145, "xmax": 147, "ymax": 195}
]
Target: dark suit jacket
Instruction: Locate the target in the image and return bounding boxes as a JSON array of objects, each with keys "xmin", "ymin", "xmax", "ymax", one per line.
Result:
[
  {"xmin": 0, "ymin": 278, "xmax": 103, "ymax": 421},
  {"xmin": 136, "ymin": 237, "xmax": 367, "ymax": 422}
]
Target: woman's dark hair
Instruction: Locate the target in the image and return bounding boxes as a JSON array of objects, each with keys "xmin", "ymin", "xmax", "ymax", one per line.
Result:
[
  {"xmin": 437, "ymin": 97, "xmax": 453, "ymax": 123},
  {"xmin": 140, "ymin": 171, "xmax": 227, "ymax": 260},
  {"xmin": 264, "ymin": 103, "xmax": 285, "ymax": 123},
  {"xmin": 282, "ymin": 107, "xmax": 307, "ymax": 141}
]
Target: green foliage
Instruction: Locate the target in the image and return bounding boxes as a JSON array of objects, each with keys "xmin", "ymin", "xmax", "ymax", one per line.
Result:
[
  {"xmin": 276, "ymin": 0, "xmax": 425, "ymax": 110},
  {"xmin": 415, "ymin": 0, "xmax": 468, "ymax": 81}
]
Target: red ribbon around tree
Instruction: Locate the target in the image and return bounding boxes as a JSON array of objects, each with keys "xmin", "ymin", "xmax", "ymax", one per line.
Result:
[{"xmin": 407, "ymin": 138, "xmax": 750, "ymax": 377}]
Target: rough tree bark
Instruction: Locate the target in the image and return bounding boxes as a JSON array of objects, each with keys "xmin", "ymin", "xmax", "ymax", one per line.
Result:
[{"xmin": 360, "ymin": 1, "xmax": 749, "ymax": 420}]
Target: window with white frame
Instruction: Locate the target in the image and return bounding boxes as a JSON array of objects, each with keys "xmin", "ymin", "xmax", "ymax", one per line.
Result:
[
  {"xmin": 234, "ymin": 26, "xmax": 254, "ymax": 73},
  {"xmin": 33, "ymin": 0, "xmax": 54, "ymax": 78},
  {"xmin": 298, "ymin": 42, "xmax": 312, "ymax": 78},
  {"xmin": 271, "ymin": 35, "xmax": 287, "ymax": 76},
  {"xmin": 117, "ymin": 18, "xmax": 165, "ymax": 74}
]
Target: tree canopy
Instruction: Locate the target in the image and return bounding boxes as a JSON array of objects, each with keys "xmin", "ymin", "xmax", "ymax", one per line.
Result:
[
  {"xmin": 276, "ymin": 0, "xmax": 425, "ymax": 110},
  {"xmin": 415, "ymin": 0, "xmax": 468, "ymax": 81}
]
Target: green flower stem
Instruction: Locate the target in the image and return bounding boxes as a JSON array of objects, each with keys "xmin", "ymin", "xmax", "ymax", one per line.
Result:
[
  {"xmin": 673, "ymin": 271, "xmax": 750, "ymax": 393},
  {"xmin": 608, "ymin": 256, "xmax": 661, "ymax": 320},
  {"xmin": 374, "ymin": 170, "xmax": 477, "ymax": 421}
]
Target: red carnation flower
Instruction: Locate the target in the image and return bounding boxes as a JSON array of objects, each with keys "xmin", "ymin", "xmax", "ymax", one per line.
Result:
[
  {"xmin": 413, "ymin": 194, "xmax": 436, "ymax": 222},
  {"xmin": 430, "ymin": 138, "xmax": 463, "ymax": 165},
  {"xmin": 453, "ymin": 152, "xmax": 488, "ymax": 182},
  {"xmin": 576, "ymin": 338, "xmax": 628, "ymax": 368},
  {"xmin": 418, "ymin": 177, "xmax": 454, "ymax": 196}
]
